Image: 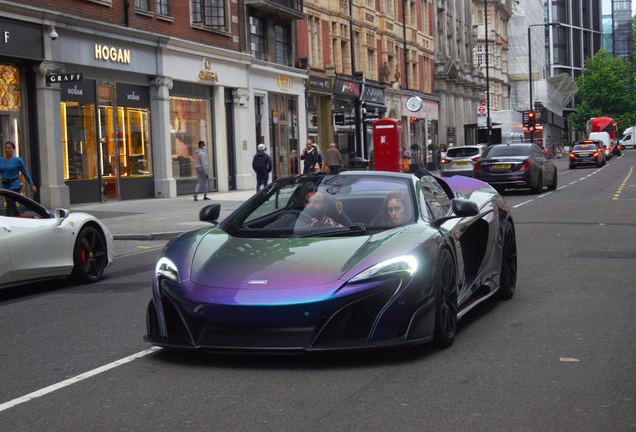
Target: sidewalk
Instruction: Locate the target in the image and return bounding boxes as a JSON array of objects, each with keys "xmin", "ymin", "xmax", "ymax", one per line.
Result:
[{"xmin": 70, "ymin": 190, "xmax": 256, "ymax": 240}]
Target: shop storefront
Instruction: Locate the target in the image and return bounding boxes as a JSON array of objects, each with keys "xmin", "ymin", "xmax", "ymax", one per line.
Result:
[
  {"xmin": 361, "ymin": 83, "xmax": 387, "ymax": 161},
  {"xmin": 168, "ymin": 81, "xmax": 216, "ymax": 194},
  {"xmin": 60, "ymin": 80, "xmax": 154, "ymax": 203},
  {"xmin": 306, "ymin": 75, "xmax": 332, "ymax": 150},
  {"xmin": 250, "ymin": 64, "xmax": 306, "ymax": 180},
  {"xmin": 0, "ymin": 17, "xmax": 43, "ymax": 204},
  {"xmin": 332, "ymin": 76, "xmax": 361, "ymax": 165},
  {"xmin": 52, "ymin": 27, "xmax": 159, "ymax": 203}
]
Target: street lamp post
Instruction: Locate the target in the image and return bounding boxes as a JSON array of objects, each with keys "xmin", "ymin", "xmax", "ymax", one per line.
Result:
[
  {"xmin": 485, "ymin": 0, "xmax": 491, "ymax": 145},
  {"xmin": 528, "ymin": 22, "xmax": 559, "ymax": 144}
]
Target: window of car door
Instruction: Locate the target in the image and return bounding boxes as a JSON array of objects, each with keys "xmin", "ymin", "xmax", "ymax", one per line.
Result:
[{"xmin": 420, "ymin": 176, "xmax": 451, "ymax": 220}]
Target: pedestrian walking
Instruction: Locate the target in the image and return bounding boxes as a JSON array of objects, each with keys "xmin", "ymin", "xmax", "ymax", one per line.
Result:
[
  {"xmin": 193, "ymin": 140, "xmax": 210, "ymax": 201},
  {"xmin": 325, "ymin": 143, "xmax": 343, "ymax": 174},
  {"xmin": 301, "ymin": 140, "xmax": 321, "ymax": 173},
  {"xmin": 0, "ymin": 141, "xmax": 37, "ymax": 216},
  {"xmin": 252, "ymin": 143, "xmax": 273, "ymax": 192}
]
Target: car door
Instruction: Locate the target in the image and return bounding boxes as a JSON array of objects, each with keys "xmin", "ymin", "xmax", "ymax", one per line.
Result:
[
  {"xmin": 2, "ymin": 214, "xmax": 72, "ymax": 278},
  {"xmin": 0, "ymin": 220, "xmax": 14, "ymax": 284}
]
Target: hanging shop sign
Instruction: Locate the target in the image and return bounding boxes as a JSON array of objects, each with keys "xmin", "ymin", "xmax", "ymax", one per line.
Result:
[
  {"xmin": 46, "ymin": 73, "xmax": 84, "ymax": 84},
  {"xmin": 333, "ymin": 78, "xmax": 360, "ymax": 99},
  {"xmin": 308, "ymin": 75, "xmax": 331, "ymax": 95}
]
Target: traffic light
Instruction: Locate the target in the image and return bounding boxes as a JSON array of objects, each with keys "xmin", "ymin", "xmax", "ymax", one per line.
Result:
[{"xmin": 527, "ymin": 111, "xmax": 536, "ymax": 131}]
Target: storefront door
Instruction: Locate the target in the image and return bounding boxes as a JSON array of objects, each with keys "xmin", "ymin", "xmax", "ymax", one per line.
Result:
[
  {"xmin": 97, "ymin": 83, "xmax": 121, "ymax": 200},
  {"xmin": 268, "ymin": 94, "xmax": 298, "ymax": 178}
]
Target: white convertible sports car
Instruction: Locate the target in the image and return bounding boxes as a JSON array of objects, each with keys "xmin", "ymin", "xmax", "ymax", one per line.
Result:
[{"xmin": 0, "ymin": 189, "xmax": 115, "ymax": 288}]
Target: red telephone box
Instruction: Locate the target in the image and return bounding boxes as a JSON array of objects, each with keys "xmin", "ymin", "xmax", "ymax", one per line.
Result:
[{"xmin": 373, "ymin": 118, "xmax": 404, "ymax": 172}]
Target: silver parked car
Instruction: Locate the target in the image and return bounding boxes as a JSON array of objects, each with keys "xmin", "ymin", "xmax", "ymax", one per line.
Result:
[{"xmin": 440, "ymin": 145, "xmax": 487, "ymax": 177}]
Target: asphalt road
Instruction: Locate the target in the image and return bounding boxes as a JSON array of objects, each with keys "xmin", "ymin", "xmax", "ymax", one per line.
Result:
[{"xmin": 0, "ymin": 152, "xmax": 634, "ymax": 431}]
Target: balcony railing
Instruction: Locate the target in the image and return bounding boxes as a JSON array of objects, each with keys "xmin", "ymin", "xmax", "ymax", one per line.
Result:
[{"xmin": 245, "ymin": 0, "xmax": 305, "ymax": 20}]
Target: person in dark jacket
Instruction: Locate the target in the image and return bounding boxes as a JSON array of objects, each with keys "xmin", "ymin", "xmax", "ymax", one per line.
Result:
[
  {"xmin": 300, "ymin": 140, "xmax": 321, "ymax": 173},
  {"xmin": 252, "ymin": 144, "xmax": 273, "ymax": 192}
]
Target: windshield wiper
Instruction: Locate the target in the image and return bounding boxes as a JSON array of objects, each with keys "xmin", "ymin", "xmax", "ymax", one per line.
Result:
[{"xmin": 295, "ymin": 223, "xmax": 366, "ymax": 238}]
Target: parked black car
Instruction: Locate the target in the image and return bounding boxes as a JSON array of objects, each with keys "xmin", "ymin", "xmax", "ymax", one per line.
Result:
[
  {"xmin": 569, "ymin": 141, "xmax": 605, "ymax": 169},
  {"xmin": 611, "ymin": 139, "xmax": 622, "ymax": 157},
  {"xmin": 473, "ymin": 143, "xmax": 558, "ymax": 194}
]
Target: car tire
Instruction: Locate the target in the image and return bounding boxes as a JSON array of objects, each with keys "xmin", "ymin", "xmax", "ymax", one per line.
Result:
[
  {"xmin": 433, "ymin": 248, "xmax": 458, "ymax": 349},
  {"xmin": 531, "ymin": 173, "xmax": 543, "ymax": 194},
  {"xmin": 498, "ymin": 220, "xmax": 517, "ymax": 300},
  {"xmin": 70, "ymin": 226, "xmax": 107, "ymax": 284},
  {"xmin": 547, "ymin": 169, "xmax": 558, "ymax": 190}
]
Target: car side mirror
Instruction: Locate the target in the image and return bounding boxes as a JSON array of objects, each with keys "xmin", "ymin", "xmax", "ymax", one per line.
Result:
[
  {"xmin": 432, "ymin": 198, "xmax": 479, "ymax": 228},
  {"xmin": 199, "ymin": 203, "xmax": 221, "ymax": 224},
  {"xmin": 54, "ymin": 208, "xmax": 69, "ymax": 220}
]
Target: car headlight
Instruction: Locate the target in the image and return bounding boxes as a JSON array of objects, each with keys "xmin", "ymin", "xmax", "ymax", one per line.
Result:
[
  {"xmin": 155, "ymin": 257, "xmax": 181, "ymax": 284},
  {"xmin": 350, "ymin": 255, "xmax": 418, "ymax": 283}
]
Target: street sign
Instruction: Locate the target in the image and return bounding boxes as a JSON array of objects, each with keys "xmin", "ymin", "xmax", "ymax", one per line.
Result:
[
  {"xmin": 477, "ymin": 106, "xmax": 487, "ymax": 115},
  {"xmin": 481, "ymin": 100, "xmax": 487, "ymax": 106},
  {"xmin": 478, "ymin": 115, "xmax": 487, "ymax": 127}
]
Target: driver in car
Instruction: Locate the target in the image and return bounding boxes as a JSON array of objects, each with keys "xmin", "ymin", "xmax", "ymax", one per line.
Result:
[{"xmin": 302, "ymin": 191, "xmax": 343, "ymax": 228}]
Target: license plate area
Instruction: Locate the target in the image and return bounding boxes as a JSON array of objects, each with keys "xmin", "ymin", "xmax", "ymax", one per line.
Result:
[
  {"xmin": 578, "ymin": 153, "xmax": 589, "ymax": 157},
  {"xmin": 493, "ymin": 164, "xmax": 511, "ymax": 169},
  {"xmin": 454, "ymin": 162, "xmax": 470, "ymax": 166}
]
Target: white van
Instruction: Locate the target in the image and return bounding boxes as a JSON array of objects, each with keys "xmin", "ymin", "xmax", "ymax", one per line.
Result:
[
  {"xmin": 621, "ymin": 127, "xmax": 634, "ymax": 149},
  {"xmin": 589, "ymin": 132, "xmax": 611, "ymax": 151}
]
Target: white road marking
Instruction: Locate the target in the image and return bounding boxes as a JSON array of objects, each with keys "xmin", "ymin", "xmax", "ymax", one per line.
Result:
[
  {"xmin": 557, "ymin": 186, "xmax": 567, "ymax": 190},
  {"xmin": 579, "ymin": 177, "xmax": 586, "ymax": 181},
  {"xmin": 569, "ymin": 181, "xmax": 578, "ymax": 185},
  {"xmin": 513, "ymin": 199, "xmax": 534, "ymax": 208},
  {"xmin": 0, "ymin": 347, "xmax": 160, "ymax": 413},
  {"xmin": 538, "ymin": 192, "xmax": 553, "ymax": 198}
]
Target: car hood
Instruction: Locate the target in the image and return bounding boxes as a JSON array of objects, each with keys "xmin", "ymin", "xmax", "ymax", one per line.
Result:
[{"xmin": 188, "ymin": 227, "xmax": 425, "ymax": 289}]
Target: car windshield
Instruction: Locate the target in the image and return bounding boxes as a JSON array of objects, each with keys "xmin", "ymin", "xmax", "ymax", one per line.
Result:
[
  {"xmin": 483, "ymin": 145, "xmax": 531, "ymax": 157},
  {"xmin": 573, "ymin": 144, "xmax": 596, "ymax": 151},
  {"xmin": 223, "ymin": 174, "xmax": 417, "ymax": 238},
  {"xmin": 446, "ymin": 147, "xmax": 480, "ymax": 158}
]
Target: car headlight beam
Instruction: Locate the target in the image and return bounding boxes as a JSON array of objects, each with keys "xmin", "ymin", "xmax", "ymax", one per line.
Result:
[
  {"xmin": 155, "ymin": 257, "xmax": 181, "ymax": 284},
  {"xmin": 350, "ymin": 255, "xmax": 418, "ymax": 284}
]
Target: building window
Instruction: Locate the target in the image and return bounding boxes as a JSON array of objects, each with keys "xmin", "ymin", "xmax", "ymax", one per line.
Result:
[
  {"xmin": 192, "ymin": 0, "xmax": 226, "ymax": 29},
  {"xmin": 135, "ymin": 0, "xmax": 149, "ymax": 10},
  {"xmin": 171, "ymin": 96, "xmax": 211, "ymax": 179},
  {"xmin": 477, "ymin": 55, "xmax": 483, "ymax": 66},
  {"xmin": 275, "ymin": 24, "xmax": 291, "ymax": 66},
  {"xmin": 308, "ymin": 16, "xmax": 321, "ymax": 68},
  {"xmin": 354, "ymin": 32, "xmax": 360, "ymax": 72},
  {"xmin": 477, "ymin": 44, "xmax": 483, "ymax": 53},
  {"xmin": 250, "ymin": 16, "xmax": 266, "ymax": 60},
  {"xmin": 367, "ymin": 49, "xmax": 375, "ymax": 80},
  {"xmin": 156, "ymin": 0, "xmax": 169, "ymax": 15}
]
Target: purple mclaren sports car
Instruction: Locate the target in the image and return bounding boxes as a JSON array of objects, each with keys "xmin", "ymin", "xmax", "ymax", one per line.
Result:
[{"xmin": 144, "ymin": 171, "xmax": 517, "ymax": 352}]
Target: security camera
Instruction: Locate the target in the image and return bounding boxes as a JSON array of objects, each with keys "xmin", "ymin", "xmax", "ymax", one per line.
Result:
[{"xmin": 49, "ymin": 26, "xmax": 58, "ymax": 41}]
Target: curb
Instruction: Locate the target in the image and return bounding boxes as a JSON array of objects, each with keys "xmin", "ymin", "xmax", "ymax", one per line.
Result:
[{"xmin": 113, "ymin": 231, "xmax": 185, "ymax": 241}]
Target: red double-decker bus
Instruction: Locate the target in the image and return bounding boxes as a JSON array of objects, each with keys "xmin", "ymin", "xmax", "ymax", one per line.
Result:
[{"xmin": 586, "ymin": 117, "xmax": 617, "ymax": 139}]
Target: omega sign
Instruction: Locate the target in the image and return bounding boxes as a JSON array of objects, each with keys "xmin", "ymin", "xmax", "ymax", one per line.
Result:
[
  {"xmin": 277, "ymin": 76, "xmax": 293, "ymax": 89},
  {"xmin": 95, "ymin": 45, "xmax": 131, "ymax": 64},
  {"xmin": 198, "ymin": 58, "xmax": 219, "ymax": 83}
]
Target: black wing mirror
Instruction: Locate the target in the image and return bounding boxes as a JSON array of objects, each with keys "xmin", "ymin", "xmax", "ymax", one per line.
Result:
[
  {"xmin": 432, "ymin": 198, "xmax": 479, "ymax": 228},
  {"xmin": 199, "ymin": 203, "xmax": 221, "ymax": 224}
]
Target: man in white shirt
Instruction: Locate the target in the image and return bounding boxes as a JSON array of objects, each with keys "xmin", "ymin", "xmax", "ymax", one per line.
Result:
[{"xmin": 194, "ymin": 141, "xmax": 210, "ymax": 201}]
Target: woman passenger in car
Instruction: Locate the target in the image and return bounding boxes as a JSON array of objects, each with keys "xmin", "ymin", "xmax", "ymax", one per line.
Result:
[{"xmin": 377, "ymin": 190, "xmax": 411, "ymax": 226}]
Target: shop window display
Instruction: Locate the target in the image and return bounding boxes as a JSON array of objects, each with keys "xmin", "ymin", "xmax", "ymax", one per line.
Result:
[
  {"xmin": 170, "ymin": 96, "xmax": 210, "ymax": 179},
  {"xmin": 61, "ymin": 102, "xmax": 98, "ymax": 180},
  {"xmin": 1, "ymin": 65, "xmax": 29, "ymax": 176}
]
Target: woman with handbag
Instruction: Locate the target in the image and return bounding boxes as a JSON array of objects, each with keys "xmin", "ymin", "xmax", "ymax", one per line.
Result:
[{"xmin": 0, "ymin": 141, "xmax": 37, "ymax": 216}]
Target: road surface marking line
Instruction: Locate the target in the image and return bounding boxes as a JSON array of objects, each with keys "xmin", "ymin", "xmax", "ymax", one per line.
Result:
[
  {"xmin": 557, "ymin": 186, "xmax": 567, "ymax": 190},
  {"xmin": 538, "ymin": 192, "xmax": 553, "ymax": 198},
  {"xmin": 513, "ymin": 199, "xmax": 534, "ymax": 208},
  {"xmin": 0, "ymin": 347, "xmax": 160, "ymax": 413},
  {"xmin": 569, "ymin": 181, "xmax": 578, "ymax": 185},
  {"xmin": 579, "ymin": 177, "xmax": 586, "ymax": 181},
  {"xmin": 612, "ymin": 166, "xmax": 633, "ymax": 201}
]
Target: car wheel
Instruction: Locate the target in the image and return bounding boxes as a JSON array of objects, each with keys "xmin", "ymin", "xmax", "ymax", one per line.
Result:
[
  {"xmin": 70, "ymin": 226, "xmax": 107, "ymax": 283},
  {"xmin": 433, "ymin": 248, "xmax": 458, "ymax": 348},
  {"xmin": 499, "ymin": 220, "xmax": 517, "ymax": 300},
  {"xmin": 531, "ymin": 173, "xmax": 543, "ymax": 194},
  {"xmin": 547, "ymin": 169, "xmax": 558, "ymax": 190}
]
